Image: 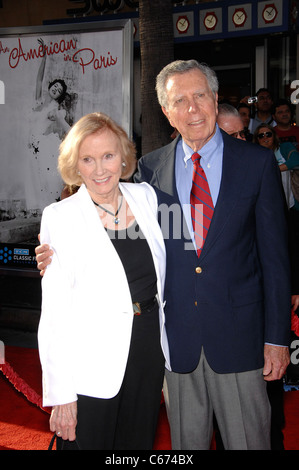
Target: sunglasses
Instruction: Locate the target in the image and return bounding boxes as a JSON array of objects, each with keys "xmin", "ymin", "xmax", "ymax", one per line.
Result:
[
  {"xmin": 257, "ymin": 131, "xmax": 273, "ymax": 139},
  {"xmin": 229, "ymin": 130, "xmax": 246, "ymax": 139}
]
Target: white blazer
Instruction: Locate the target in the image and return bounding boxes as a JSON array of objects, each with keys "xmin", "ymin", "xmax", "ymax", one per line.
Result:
[{"xmin": 38, "ymin": 182, "xmax": 170, "ymax": 407}]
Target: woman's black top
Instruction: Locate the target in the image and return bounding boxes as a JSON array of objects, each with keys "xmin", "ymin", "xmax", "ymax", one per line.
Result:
[{"xmin": 105, "ymin": 221, "xmax": 157, "ymax": 303}]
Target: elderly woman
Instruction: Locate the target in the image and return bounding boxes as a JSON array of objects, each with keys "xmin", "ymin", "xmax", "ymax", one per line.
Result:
[{"xmin": 38, "ymin": 112, "xmax": 170, "ymax": 450}]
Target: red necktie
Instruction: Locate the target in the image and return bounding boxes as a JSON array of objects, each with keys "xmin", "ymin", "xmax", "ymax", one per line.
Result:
[{"xmin": 190, "ymin": 153, "xmax": 214, "ymax": 257}]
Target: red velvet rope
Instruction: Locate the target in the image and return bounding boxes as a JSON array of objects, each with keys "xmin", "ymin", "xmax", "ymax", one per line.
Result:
[
  {"xmin": 0, "ymin": 361, "xmax": 50, "ymax": 414},
  {"xmin": 292, "ymin": 308, "xmax": 299, "ymax": 337}
]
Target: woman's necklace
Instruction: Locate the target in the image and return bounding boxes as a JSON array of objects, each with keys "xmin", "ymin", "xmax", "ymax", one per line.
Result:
[{"xmin": 93, "ymin": 194, "xmax": 123, "ymax": 225}]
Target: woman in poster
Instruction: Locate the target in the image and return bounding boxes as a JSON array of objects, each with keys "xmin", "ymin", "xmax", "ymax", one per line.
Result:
[
  {"xmin": 28, "ymin": 38, "xmax": 78, "ymax": 208},
  {"xmin": 34, "ymin": 38, "xmax": 77, "ymax": 139}
]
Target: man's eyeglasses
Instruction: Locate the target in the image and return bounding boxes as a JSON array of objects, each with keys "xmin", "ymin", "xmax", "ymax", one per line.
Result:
[
  {"xmin": 257, "ymin": 131, "xmax": 273, "ymax": 139},
  {"xmin": 229, "ymin": 130, "xmax": 246, "ymax": 139}
]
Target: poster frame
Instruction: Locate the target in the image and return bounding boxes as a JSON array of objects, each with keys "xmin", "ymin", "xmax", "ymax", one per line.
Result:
[{"xmin": 0, "ymin": 19, "xmax": 133, "ymax": 274}]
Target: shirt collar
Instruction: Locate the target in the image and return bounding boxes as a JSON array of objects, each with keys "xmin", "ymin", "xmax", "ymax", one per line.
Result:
[{"xmin": 182, "ymin": 124, "xmax": 222, "ymax": 166}]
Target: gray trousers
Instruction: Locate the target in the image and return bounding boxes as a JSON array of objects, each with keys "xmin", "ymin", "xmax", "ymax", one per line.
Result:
[{"xmin": 163, "ymin": 350, "xmax": 271, "ymax": 450}]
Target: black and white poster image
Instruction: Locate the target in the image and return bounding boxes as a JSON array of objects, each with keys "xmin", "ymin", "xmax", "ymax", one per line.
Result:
[{"xmin": 0, "ymin": 25, "xmax": 127, "ymax": 245}]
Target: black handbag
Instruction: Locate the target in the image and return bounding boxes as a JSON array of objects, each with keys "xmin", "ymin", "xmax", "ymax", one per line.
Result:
[{"xmin": 48, "ymin": 433, "xmax": 80, "ymax": 450}]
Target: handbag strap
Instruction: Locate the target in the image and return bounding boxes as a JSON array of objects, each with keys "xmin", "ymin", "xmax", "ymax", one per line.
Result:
[
  {"xmin": 48, "ymin": 433, "xmax": 57, "ymax": 450},
  {"xmin": 48, "ymin": 433, "xmax": 80, "ymax": 450}
]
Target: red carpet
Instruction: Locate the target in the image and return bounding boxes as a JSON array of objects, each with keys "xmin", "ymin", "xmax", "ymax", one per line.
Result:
[{"xmin": 0, "ymin": 346, "xmax": 298, "ymax": 450}]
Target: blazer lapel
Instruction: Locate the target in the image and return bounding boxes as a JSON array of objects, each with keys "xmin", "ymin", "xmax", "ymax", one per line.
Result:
[
  {"xmin": 120, "ymin": 183, "xmax": 159, "ymax": 249},
  {"xmin": 75, "ymin": 184, "xmax": 105, "ymax": 237},
  {"xmin": 74, "ymin": 185, "xmax": 124, "ymax": 266},
  {"xmin": 199, "ymin": 135, "xmax": 250, "ymax": 260},
  {"xmin": 119, "ymin": 182, "xmax": 166, "ymax": 300},
  {"xmin": 154, "ymin": 137, "xmax": 180, "ymax": 197}
]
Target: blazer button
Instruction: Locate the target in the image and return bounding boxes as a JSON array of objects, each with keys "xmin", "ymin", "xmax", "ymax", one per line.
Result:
[{"xmin": 195, "ymin": 267, "xmax": 202, "ymax": 274}]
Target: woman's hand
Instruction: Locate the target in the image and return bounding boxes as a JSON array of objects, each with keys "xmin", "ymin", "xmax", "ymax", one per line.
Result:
[
  {"xmin": 50, "ymin": 401, "xmax": 77, "ymax": 441},
  {"xmin": 35, "ymin": 235, "xmax": 53, "ymax": 276}
]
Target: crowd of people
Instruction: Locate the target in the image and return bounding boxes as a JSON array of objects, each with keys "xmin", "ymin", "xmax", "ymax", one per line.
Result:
[
  {"xmin": 35, "ymin": 60, "xmax": 298, "ymax": 451},
  {"xmin": 218, "ymin": 91, "xmax": 299, "ymax": 305},
  {"xmin": 228, "ymin": 88, "xmax": 299, "ymax": 310},
  {"xmin": 216, "ymin": 92, "xmax": 299, "ymax": 450}
]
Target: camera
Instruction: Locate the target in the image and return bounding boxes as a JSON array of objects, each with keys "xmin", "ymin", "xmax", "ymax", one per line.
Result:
[{"xmin": 248, "ymin": 96, "xmax": 258, "ymax": 104}]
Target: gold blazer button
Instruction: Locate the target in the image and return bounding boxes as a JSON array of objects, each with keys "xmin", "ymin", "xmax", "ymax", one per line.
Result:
[{"xmin": 195, "ymin": 267, "xmax": 202, "ymax": 274}]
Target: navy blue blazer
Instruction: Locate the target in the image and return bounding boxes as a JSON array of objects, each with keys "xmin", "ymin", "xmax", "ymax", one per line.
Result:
[{"xmin": 134, "ymin": 130, "xmax": 291, "ymax": 374}]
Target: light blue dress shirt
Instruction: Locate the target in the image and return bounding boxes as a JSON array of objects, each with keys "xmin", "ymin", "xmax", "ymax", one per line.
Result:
[{"xmin": 175, "ymin": 124, "xmax": 223, "ymax": 244}]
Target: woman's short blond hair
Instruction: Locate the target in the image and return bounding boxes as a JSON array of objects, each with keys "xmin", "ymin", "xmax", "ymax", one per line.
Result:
[{"xmin": 58, "ymin": 112, "xmax": 137, "ymax": 186}]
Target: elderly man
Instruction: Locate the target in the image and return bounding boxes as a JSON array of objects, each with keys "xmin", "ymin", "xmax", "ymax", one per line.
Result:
[
  {"xmin": 134, "ymin": 60, "xmax": 290, "ymax": 450},
  {"xmin": 217, "ymin": 103, "xmax": 246, "ymax": 140}
]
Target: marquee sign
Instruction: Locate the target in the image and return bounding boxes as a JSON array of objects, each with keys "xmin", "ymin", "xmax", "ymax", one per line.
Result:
[{"xmin": 76, "ymin": 0, "xmax": 294, "ymax": 43}]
